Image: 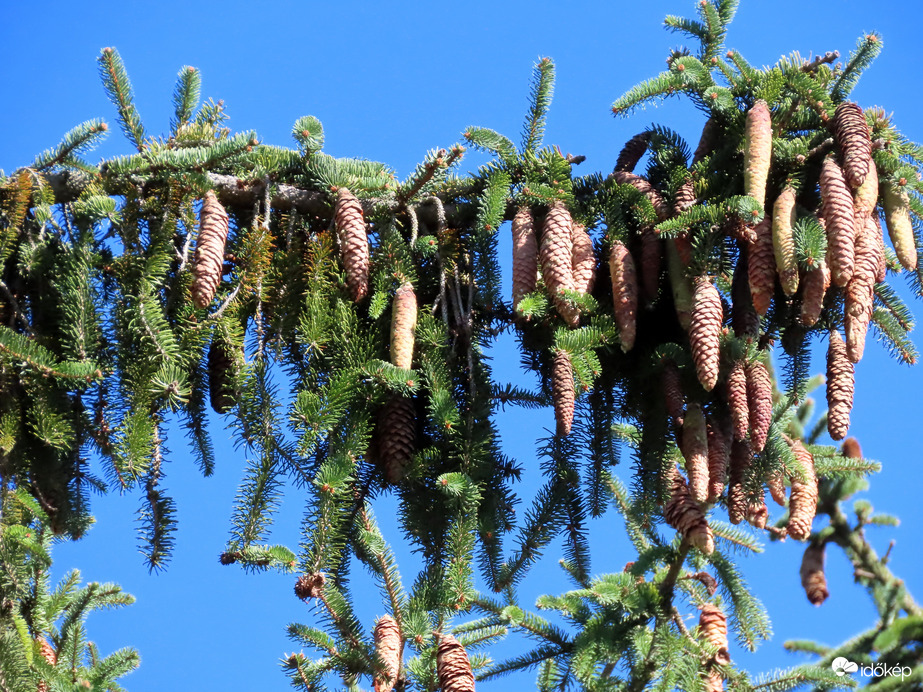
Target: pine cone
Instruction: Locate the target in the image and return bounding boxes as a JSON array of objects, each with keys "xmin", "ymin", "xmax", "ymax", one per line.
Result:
[
  {"xmin": 378, "ymin": 395, "xmax": 416, "ymax": 484},
  {"xmin": 675, "ymin": 233, "xmax": 694, "ymax": 267},
  {"xmin": 882, "ymin": 179, "xmax": 918, "ymax": 271},
  {"xmin": 571, "ymin": 223, "xmax": 596, "ymax": 295},
  {"xmin": 664, "ymin": 469, "xmax": 714, "ymax": 554},
  {"xmin": 834, "ymin": 102, "xmax": 872, "ymax": 189},
  {"xmin": 682, "ymin": 403, "xmax": 709, "ymax": 504},
  {"xmin": 609, "ymin": 242, "xmax": 638, "ymax": 352},
  {"xmin": 727, "ymin": 439, "xmax": 751, "ymax": 525},
  {"xmin": 335, "ymin": 188, "xmax": 370, "ymax": 302},
  {"xmin": 390, "ymin": 281, "xmax": 417, "ymax": 370},
  {"xmin": 826, "ymin": 330, "xmax": 854, "ymax": 441},
  {"xmin": 294, "ymin": 572, "xmax": 326, "ymax": 600},
  {"xmin": 541, "ymin": 201, "xmax": 578, "ymax": 325},
  {"xmin": 208, "ymin": 338, "xmax": 237, "ymax": 414},
  {"xmin": 747, "ymin": 495, "xmax": 768, "ymax": 529},
  {"xmin": 611, "ymin": 171, "xmax": 670, "ymax": 220},
  {"xmin": 799, "ymin": 260, "xmax": 830, "ymax": 328},
  {"xmin": 552, "ymin": 350, "xmax": 575, "ymax": 436},
  {"xmin": 706, "ymin": 414, "xmax": 730, "ymax": 503},
  {"xmin": 615, "ymin": 132, "xmax": 651, "ymax": 172},
  {"xmin": 842, "ymin": 437, "xmax": 862, "ymax": 459},
  {"xmin": 725, "ymin": 216, "xmax": 757, "ymax": 245},
  {"xmin": 662, "ymin": 359, "xmax": 685, "ymax": 429},
  {"xmin": 747, "ymin": 217, "xmax": 775, "ymax": 316},
  {"xmin": 698, "ymin": 603, "xmax": 731, "ymax": 665},
  {"xmin": 853, "ymin": 158, "xmax": 878, "ymax": 225},
  {"xmin": 870, "ymin": 214, "xmax": 887, "ymax": 283},
  {"xmin": 692, "ymin": 116, "xmax": 719, "ymax": 166},
  {"xmin": 767, "ymin": 469, "xmax": 787, "ymax": 506},
  {"xmin": 668, "ymin": 240, "xmax": 694, "ymax": 330},
  {"xmin": 787, "ymin": 439, "xmax": 818, "ymax": 541},
  {"xmin": 36, "ymin": 637, "xmax": 57, "ymax": 692},
  {"xmin": 744, "ymin": 99, "xmax": 773, "ymax": 209},
  {"xmin": 746, "ymin": 359, "xmax": 772, "ymax": 453},
  {"xmin": 639, "ymin": 226, "xmax": 662, "ymax": 302},
  {"xmin": 690, "ymin": 277, "xmax": 723, "ymax": 391},
  {"xmin": 704, "ymin": 672, "xmax": 724, "ymax": 692},
  {"xmin": 732, "ymin": 249, "xmax": 760, "ymax": 340},
  {"xmin": 772, "ymin": 186, "xmax": 799, "ymax": 296},
  {"xmin": 511, "ymin": 207, "xmax": 538, "ymax": 311},
  {"xmin": 727, "ymin": 359, "xmax": 750, "ymax": 441},
  {"xmin": 191, "ymin": 190, "xmax": 230, "ymax": 309},
  {"xmin": 373, "ymin": 615, "xmax": 403, "ymax": 692},
  {"xmin": 820, "ymin": 156, "xmax": 856, "ymax": 286},
  {"xmin": 436, "ymin": 634, "xmax": 475, "ymax": 692},
  {"xmin": 674, "ymin": 180, "xmax": 696, "ymax": 216},
  {"xmin": 800, "ymin": 542, "xmax": 829, "ymax": 606},
  {"xmin": 845, "ymin": 217, "xmax": 877, "ymax": 362}
]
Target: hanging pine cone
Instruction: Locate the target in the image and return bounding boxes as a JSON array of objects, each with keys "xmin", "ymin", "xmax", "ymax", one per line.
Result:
[
  {"xmin": 882, "ymin": 179, "xmax": 918, "ymax": 271},
  {"xmin": 615, "ymin": 132, "xmax": 651, "ymax": 172},
  {"xmin": 698, "ymin": 603, "xmax": 731, "ymax": 665},
  {"xmin": 377, "ymin": 395, "xmax": 416, "ymax": 484},
  {"xmin": 674, "ymin": 180, "xmax": 696, "ymax": 216},
  {"xmin": 690, "ymin": 277, "xmax": 723, "ymax": 391},
  {"xmin": 845, "ymin": 218, "xmax": 877, "ymax": 363},
  {"xmin": 675, "ymin": 232, "xmax": 694, "ymax": 267},
  {"xmin": 335, "ymin": 188, "xmax": 370, "ymax": 302},
  {"xmin": 390, "ymin": 281, "xmax": 417, "ymax": 370},
  {"xmin": 732, "ymin": 250, "xmax": 760, "ymax": 340},
  {"xmin": 826, "ymin": 330, "xmax": 854, "ymax": 441},
  {"xmin": 747, "ymin": 495, "xmax": 768, "ymax": 529},
  {"xmin": 373, "ymin": 615, "xmax": 403, "ymax": 692},
  {"xmin": 706, "ymin": 414, "xmax": 730, "ymax": 504},
  {"xmin": 609, "ymin": 242, "xmax": 638, "ymax": 352},
  {"xmin": 208, "ymin": 338, "xmax": 237, "ymax": 414},
  {"xmin": 664, "ymin": 469, "xmax": 715, "ymax": 554},
  {"xmin": 744, "ymin": 99, "xmax": 773, "ymax": 209},
  {"xmin": 727, "ymin": 359, "xmax": 750, "ymax": 441},
  {"xmin": 800, "ymin": 542, "xmax": 829, "ymax": 606},
  {"xmin": 571, "ymin": 223, "xmax": 596, "ymax": 295},
  {"xmin": 820, "ymin": 156, "xmax": 856, "ymax": 287},
  {"xmin": 799, "ymin": 260, "xmax": 830, "ymax": 328},
  {"xmin": 767, "ymin": 469, "xmax": 787, "ymax": 506},
  {"xmin": 639, "ymin": 226, "xmax": 662, "ymax": 303},
  {"xmin": 692, "ymin": 116, "xmax": 719, "ymax": 166},
  {"xmin": 541, "ymin": 200, "xmax": 578, "ymax": 326},
  {"xmin": 552, "ymin": 350, "xmax": 575, "ymax": 436},
  {"xmin": 870, "ymin": 214, "xmax": 887, "ymax": 283},
  {"xmin": 662, "ymin": 359, "xmax": 685, "ymax": 429},
  {"xmin": 36, "ymin": 637, "xmax": 57, "ymax": 692},
  {"xmin": 294, "ymin": 572, "xmax": 326, "ymax": 600},
  {"xmin": 787, "ymin": 439, "xmax": 818, "ymax": 541},
  {"xmin": 747, "ymin": 217, "xmax": 775, "ymax": 316},
  {"xmin": 611, "ymin": 171, "xmax": 670, "ymax": 220},
  {"xmin": 727, "ymin": 439, "xmax": 751, "ymax": 525},
  {"xmin": 682, "ymin": 403, "xmax": 709, "ymax": 504},
  {"xmin": 842, "ymin": 437, "xmax": 862, "ymax": 459},
  {"xmin": 511, "ymin": 206, "xmax": 538, "ymax": 312},
  {"xmin": 436, "ymin": 634, "xmax": 475, "ymax": 692},
  {"xmin": 853, "ymin": 158, "xmax": 878, "ymax": 225},
  {"xmin": 191, "ymin": 190, "xmax": 230, "ymax": 309},
  {"xmin": 834, "ymin": 102, "xmax": 872, "ymax": 190},
  {"xmin": 725, "ymin": 216, "xmax": 757, "ymax": 245},
  {"xmin": 668, "ymin": 240, "xmax": 694, "ymax": 330},
  {"xmin": 746, "ymin": 359, "xmax": 772, "ymax": 453},
  {"xmin": 772, "ymin": 186, "xmax": 799, "ymax": 296}
]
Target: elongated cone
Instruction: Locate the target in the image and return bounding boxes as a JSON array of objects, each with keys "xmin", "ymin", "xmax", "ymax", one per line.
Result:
[
  {"xmin": 834, "ymin": 102, "xmax": 872, "ymax": 189},
  {"xmin": 820, "ymin": 156, "xmax": 856, "ymax": 286},
  {"xmin": 571, "ymin": 223, "xmax": 596, "ymax": 295},
  {"xmin": 378, "ymin": 396, "xmax": 416, "ymax": 484},
  {"xmin": 772, "ymin": 186, "xmax": 799, "ymax": 296},
  {"xmin": 667, "ymin": 240, "xmax": 693, "ymax": 330},
  {"xmin": 437, "ymin": 634, "xmax": 475, "ymax": 692},
  {"xmin": 192, "ymin": 191, "xmax": 230, "ymax": 308},
  {"xmin": 609, "ymin": 242, "xmax": 638, "ymax": 351},
  {"xmin": 871, "ymin": 214, "xmax": 887, "ymax": 283},
  {"xmin": 36, "ymin": 637, "xmax": 57, "ymax": 692},
  {"xmin": 748, "ymin": 217, "xmax": 775, "ymax": 316},
  {"xmin": 690, "ymin": 277, "xmax": 723, "ymax": 391},
  {"xmin": 767, "ymin": 470, "xmax": 787, "ymax": 506},
  {"xmin": 662, "ymin": 359, "xmax": 685, "ymax": 429},
  {"xmin": 705, "ymin": 671, "xmax": 724, "ymax": 692},
  {"xmin": 800, "ymin": 260, "xmax": 830, "ymax": 327},
  {"xmin": 699, "ymin": 604, "xmax": 731, "ymax": 665},
  {"xmin": 373, "ymin": 615, "xmax": 402, "ymax": 692},
  {"xmin": 675, "ymin": 233, "xmax": 694, "ymax": 267},
  {"xmin": 611, "ymin": 171, "xmax": 670, "ymax": 220},
  {"xmin": 664, "ymin": 468, "xmax": 714, "ymax": 554},
  {"xmin": 826, "ymin": 330, "xmax": 854, "ymax": 440},
  {"xmin": 706, "ymin": 414, "xmax": 730, "ymax": 503},
  {"xmin": 727, "ymin": 359, "xmax": 750, "ymax": 441},
  {"xmin": 615, "ymin": 132, "xmax": 650, "ymax": 172},
  {"xmin": 552, "ymin": 350, "xmax": 575, "ymax": 436},
  {"xmin": 541, "ymin": 201, "xmax": 578, "ymax": 325},
  {"xmin": 853, "ymin": 159, "xmax": 878, "ymax": 225},
  {"xmin": 882, "ymin": 179, "xmax": 918, "ymax": 270},
  {"xmin": 390, "ymin": 282, "xmax": 417, "ymax": 370},
  {"xmin": 335, "ymin": 188, "xmax": 370, "ymax": 301},
  {"xmin": 682, "ymin": 403, "xmax": 709, "ymax": 504},
  {"xmin": 845, "ymin": 218, "xmax": 877, "ymax": 362},
  {"xmin": 787, "ymin": 439, "xmax": 818, "ymax": 540},
  {"xmin": 692, "ymin": 116, "xmax": 719, "ymax": 167},
  {"xmin": 511, "ymin": 207, "xmax": 538, "ymax": 311},
  {"xmin": 674, "ymin": 180, "xmax": 696, "ymax": 216},
  {"xmin": 727, "ymin": 439, "xmax": 751, "ymax": 525},
  {"xmin": 746, "ymin": 359, "xmax": 772, "ymax": 453},
  {"xmin": 800, "ymin": 542, "xmax": 829, "ymax": 605},
  {"xmin": 208, "ymin": 339, "xmax": 236, "ymax": 414},
  {"xmin": 732, "ymin": 249, "xmax": 760, "ymax": 340},
  {"xmin": 744, "ymin": 99, "xmax": 773, "ymax": 209},
  {"xmin": 639, "ymin": 226, "xmax": 662, "ymax": 302}
]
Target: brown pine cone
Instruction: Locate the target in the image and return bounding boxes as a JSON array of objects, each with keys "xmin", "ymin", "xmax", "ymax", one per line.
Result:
[
  {"xmin": 845, "ymin": 218, "xmax": 877, "ymax": 363},
  {"xmin": 820, "ymin": 156, "xmax": 856, "ymax": 287},
  {"xmin": 704, "ymin": 672, "xmax": 724, "ymax": 692},
  {"xmin": 36, "ymin": 637, "xmax": 57, "ymax": 692},
  {"xmin": 882, "ymin": 179, "xmax": 918, "ymax": 271},
  {"xmin": 541, "ymin": 201, "xmax": 578, "ymax": 326},
  {"xmin": 767, "ymin": 469, "xmax": 787, "ymax": 506},
  {"xmin": 192, "ymin": 190, "xmax": 230, "ymax": 309},
  {"xmin": 834, "ymin": 102, "xmax": 872, "ymax": 190},
  {"xmin": 390, "ymin": 281, "xmax": 417, "ymax": 370},
  {"xmin": 800, "ymin": 542, "xmax": 829, "ymax": 606},
  {"xmin": 611, "ymin": 171, "xmax": 670, "ymax": 220},
  {"xmin": 662, "ymin": 359, "xmax": 685, "ymax": 429},
  {"xmin": 208, "ymin": 338, "xmax": 237, "ymax": 414},
  {"xmin": 571, "ymin": 223, "xmax": 596, "ymax": 295},
  {"xmin": 747, "ymin": 217, "xmax": 775, "ymax": 316},
  {"xmin": 335, "ymin": 188, "xmax": 370, "ymax": 302},
  {"xmin": 682, "ymin": 403, "xmax": 709, "ymax": 504},
  {"xmin": 727, "ymin": 439, "xmax": 751, "ymax": 525},
  {"xmin": 826, "ymin": 330, "xmax": 854, "ymax": 441},
  {"xmin": 609, "ymin": 242, "xmax": 638, "ymax": 352},
  {"xmin": 436, "ymin": 634, "xmax": 476, "ymax": 692},
  {"xmin": 744, "ymin": 99, "xmax": 773, "ymax": 209},
  {"xmin": 373, "ymin": 615, "xmax": 403, "ymax": 692},
  {"xmin": 698, "ymin": 603, "xmax": 731, "ymax": 665},
  {"xmin": 747, "ymin": 495, "xmax": 768, "ymax": 529},
  {"xmin": 870, "ymin": 214, "xmax": 887, "ymax": 283},
  {"xmin": 692, "ymin": 116, "xmax": 719, "ymax": 167},
  {"xmin": 853, "ymin": 159, "xmax": 878, "ymax": 225},
  {"xmin": 377, "ymin": 395, "xmax": 416, "ymax": 484},
  {"xmin": 639, "ymin": 226, "xmax": 663, "ymax": 302},
  {"xmin": 706, "ymin": 414, "xmax": 730, "ymax": 503},
  {"xmin": 294, "ymin": 572, "xmax": 326, "ymax": 600},
  {"xmin": 511, "ymin": 206, "xmax": 538, "ymax": 311},
  {"xmin": 552, "ymin": 350, "xmax": 575, "ymax": 436},
  {"xmin": 772, "ymin": 186, "xmax": 799, "ymax": 296},
  {"xmin": 800, "ymin": 260, "xmax": 830, "ymax": 328},
  {"xmin": 674, "ymin": 233, "xmax": 694, "ymax": 267},
  {"xmin": 746, "ymin": 359, "xmax": 772, "ymax": 453},
  {"xmin": 727, "ymin": 359, "xmax": 750, "ymax": 441},
  {"xmin": 615, "ymin": 132, "xmax": 650, "ymax": 172},
  {"xmin": 664, "ymin": 469, "xmax": 714, "ymax": 554},
  {"xmin": 690, "ymin": 277, "xmax": 723, "ymax": 391},
  {"xmin": 787, "ymin": 439, "xmax": 818, "ymax": 541},
  {"xmin": 674, "ymin": 180, "xmax": 696, "ymax": 216},
  {"xmin": 732, "ymin": 249, "xmax": 760, "ymax": 340},
  {"xmin": 842, "ymin": 437, "xmax": 862, "ymax": 459},
  {"xmin": 725, "ymin": 216, "xmax": 757, "ymax": 245}
]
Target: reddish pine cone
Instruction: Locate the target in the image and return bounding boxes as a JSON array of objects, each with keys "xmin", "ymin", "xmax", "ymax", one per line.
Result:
[
  {"xmin": 706, "ymin": 414, "xmax": 730, "ymax": 503},
  {"xmin": 834, "ymin": 102, "xmax": 872, "ymax": 189},
  {"xmin": 611, "ymin": 171, "xmax": 670, "ymax": 221},
  {"xmin": 511, "ymin": 207, "xmax": 538, "ymax": 311},
  {"xmin": 692, "ymin": 116, "xmax": 719, "ymax": 166},
  {"xmin": 870, "ymin": 214, "xmax": 887, "ymax": 284},
  {"xmin": 682, "ymin": 403, "xmax": 709, "ymax": 504},
  {"xmin": 335, "ymin": 188, "xmax": 370, "ymax": 302},
  {"xmin": 767, "ymin": 469, "xmax": 787, "ymax": 506},
  {"xmin": 674, "ymin": 232, "xmax": 694, "ymax": 267},
  {"xmin": 826, "ymin": 330, "xmax": 854, "ymax": 441},
  {"xmin": 853, "ymin": 158, "xmax": 878, "ymax": 225},
  {"xmin": 772, "ymin": 186, "xmax": 799, "ymax": 296},
  {"xmin": 744, "ymin": 99, "xmax": 773, "ymax": 209},
  {"xmin": 704, "ymin": 672, "xmax": 724, "ymax": 692},
  {"xmin": 552, "ymin": 349, "xmax": 575, "ymax": 436},
  {"xmin": 294, "ymin": 572, "xmax": 326, "ymax": 600},
  {"xmin": 698, "ymin": 604, "xmax": 731, "ymax": 665},
  {"xmin": 882, "ymin": 179, "xmax": 918, "ymax": 271},
  {"xmin": 192, "ymin": 190, "xmax": 230, "ymax": 309},
  {"xmin": 639, "ymin": 226, "xmax": 662, "ymax": 303},
  {"xmin": 727, "ymin": 439, "xmax": 752, "ymax": 525},
  {"xmin": 662, "ymin": 359, "xmax": 685, "ymax": 429},
  {"xmin": 732, "ymin": 250, "xmax": 760, "ymax": 340},
  {"xmin": 36, "ymin": 637, "xmax": 57, "ymax": 692},
  {"xmin": 727, "ymin": 359, "xmax": 750, "ymax": 441},
  {"xmin": 436, "ymin": 634, "xmax": 475, "ymax": 692},
  {"xmin": 845, "ymin": 217, "xmax": 878, "ymax": 363},
  {"xmin": 674, "ymin": 180, "xmax": 696, "ymax": 216},
  {"xmin": 541, "ymin": 201, "xmax": 578, "ymax": 326},
  {"xmin": 208, "ymin": 339, "xmax": 236, "ymax": 414},
  {"xmin": 746, "ymin": 359, "xmax": 772, "ymax": 453},
  {"xmin": 378, "ymin": 395, "xmax": 416, "ymax": 484},
  {"xmin": 747, "ymin": 217, "xmax": 775, "ymax": 316},
  {"xmin": 747, "ymin": 495, "xmax": 768, "ymax": 529},
  {"xmin": 799, "ymin": 260, "xmax": 830, "ymax": 328},
  {"xmin": 571, "ymin": 223, "xmax": 596, "ymax": 295},
  {"xmin": 615, "ymin": 131, "xmax": 650, "ymax": 172},
  {"xmin": 390, "ymin": 281, "xmax": 417, "ymax": 370},
  {"xmin": 373, "ymin": 615, "xmax": 403, "ymax": 692},
  {"xmin": 664, "ymin": 469, "xmax": 714, "ymax": 554},
  {"xmin": 842, "ymin": 437, "xmax": 862, "ymax": 459},
  {"xmin": 800, "ymin": 542, "xmax": 829, "ymax": 606},
  {"xmin": 787, "ymin": 440, "xmax": 818, "ymax": 541},
  {"xmin": 690, "ymin": 277, "xmax": 723, "ymax": 391},
  {"xmin": 820, "ymin": 156, "xmax": 856, "ymax": 287},
  {"xmin": 609, "ymin": 242, "xmax": 638, "ymax": 352}
]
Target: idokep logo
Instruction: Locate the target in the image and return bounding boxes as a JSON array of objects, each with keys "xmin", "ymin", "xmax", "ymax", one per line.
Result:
[
  {"xmin": 831, "ymin": 657, "xmax": 859, "ymax": 676},
  {"xmin": 831, "ymin": 657, "xmax": 913, "ymax": 680}
]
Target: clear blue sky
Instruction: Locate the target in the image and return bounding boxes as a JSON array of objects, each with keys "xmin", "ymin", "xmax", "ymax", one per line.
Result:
[{"xmin": 2, "ymin": 1, "xmax": 922, "ymax": 689}]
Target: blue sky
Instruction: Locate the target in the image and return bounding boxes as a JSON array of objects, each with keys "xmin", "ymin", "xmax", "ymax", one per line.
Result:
[{"xmin": 2, "ymin": 0, "xmax": 922, "ymax": 689}]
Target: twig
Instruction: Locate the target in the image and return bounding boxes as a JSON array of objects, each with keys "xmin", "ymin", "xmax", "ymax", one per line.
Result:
[
  {"xmin": 0, "ymin": 280, "xmax": 34, "ymax": 335},
  {"xmin": 801, "ymin": 51, "xmax": 839, "ymax": 73},
  {"xmin": 206, "ymin": 282, "xmax": 243, "ymax": 321}
]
